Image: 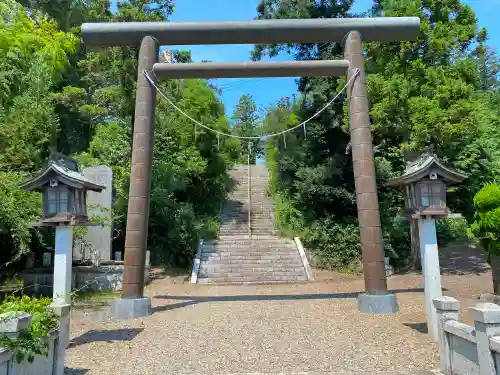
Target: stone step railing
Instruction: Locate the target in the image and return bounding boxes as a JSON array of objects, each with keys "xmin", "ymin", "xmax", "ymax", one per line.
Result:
[{"xmin": 434, "ymin": 296, "xmax": 500, "ymax": 375}]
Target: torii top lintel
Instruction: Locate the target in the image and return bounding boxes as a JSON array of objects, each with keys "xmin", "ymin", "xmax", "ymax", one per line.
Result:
[{"xmin": 81, "ymin": 17, "xmax": 420, "ymax": 47}]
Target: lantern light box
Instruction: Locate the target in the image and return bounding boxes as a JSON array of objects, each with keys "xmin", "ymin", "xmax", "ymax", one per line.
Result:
[
  {"xmin": 388, "ymin": 151, "xmax": 467, "ymax": 219},
  {"xmin": 20, "ymin": 152, "xmax": 105, "ymax": 226}
]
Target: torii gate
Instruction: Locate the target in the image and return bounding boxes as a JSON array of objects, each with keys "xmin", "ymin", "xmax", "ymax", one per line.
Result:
[{"xmin": 81, "ymin": 17, "xmax": 420, "ymax": 319}]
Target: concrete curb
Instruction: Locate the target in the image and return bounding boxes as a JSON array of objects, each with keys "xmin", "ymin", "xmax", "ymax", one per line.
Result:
[
  {"xmin": 190, "ymin": 239, "xmax": 204, "ymax": 284},
  {"xmin": 294, "ymin": 237, "xmax": 314, "ymax": 281}
]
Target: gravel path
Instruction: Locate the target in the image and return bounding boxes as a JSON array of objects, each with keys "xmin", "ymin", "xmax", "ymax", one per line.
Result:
[{"xmin": 65, "ymin": 244, "xmax": 491, "ymax": 375}]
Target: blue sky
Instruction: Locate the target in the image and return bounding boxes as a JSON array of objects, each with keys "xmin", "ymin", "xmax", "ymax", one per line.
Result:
[{"xmin": 113, "ymin": 0, "xmax": 500, "ymax": 116}]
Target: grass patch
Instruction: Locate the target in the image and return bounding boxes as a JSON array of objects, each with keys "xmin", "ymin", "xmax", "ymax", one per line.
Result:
[
  {"xmin": 73, "ymin": 290, "xmax": 119, "ymax": 301},
  {"xmin": 72, "ymin": 290, "xmax": 119, "ymax": 309}
]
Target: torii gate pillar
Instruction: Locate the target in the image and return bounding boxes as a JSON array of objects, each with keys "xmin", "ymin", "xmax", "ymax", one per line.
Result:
[
  {"xmin": 345, "ymin": 31, "xmax": 398, "ymax": 313},
  {"xmin": 109, "ymin": 36, "xmax": 158, "ymax": 319}
]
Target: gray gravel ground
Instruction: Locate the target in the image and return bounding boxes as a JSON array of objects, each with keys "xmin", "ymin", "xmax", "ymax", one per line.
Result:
[
  {"xmin": 64, "ymin": 242, "xmax": 491, "ymax": 375},
  {"xmin": 65, "ymin": 277, "xmax": 442, "ymax": 375}
]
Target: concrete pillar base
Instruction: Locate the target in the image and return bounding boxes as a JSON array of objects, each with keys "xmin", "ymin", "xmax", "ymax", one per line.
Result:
[
  {"xmin": 358, "ymin": 292, "xmax": 399, "ymax": 314},
  {"xmin": 109, "ymin": 297, "xmax": 152, "ymax": 320}
]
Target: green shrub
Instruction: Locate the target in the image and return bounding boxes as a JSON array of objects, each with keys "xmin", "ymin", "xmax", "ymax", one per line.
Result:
[
  {"xmin": 198, "ymin": 216, "xmax": 220, "ymax": 240},
  {"xmin": 471, "ymin": 184, "xmax": 500, "ymax": 255},
  {"xmin": 473, "ymin": 184, "xmax": 500, "ymax": 212},
  {"xmin": 273, "ymin": 192, "xmax": 303, "ymax": 237},
  {"xmin": 271, "ymin": 192, "xmax": 362, "ymax": 271},
  {"xmin": 302, "ymin": 217, "xmax": 361, "ymax": 272},
  {"xmin": 436, "ymin": 218, "xmax": 471, "ymax": 247},
  {"xmin": 382, "ymin": 216, "xmax": 411, "ymax": 269},
  {"xmin": 0, "ymin": 296, "xmax": 57, "ymax": 363}
]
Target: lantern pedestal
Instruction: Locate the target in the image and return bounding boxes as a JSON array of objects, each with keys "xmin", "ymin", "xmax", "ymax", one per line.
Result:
[
  {"xmin": 52, "ymin": 224, "xmax": 73, "ymax": 375},
  {"xmin": 418, "ymin": 217, "xmax": 442, "ymax": 342}
]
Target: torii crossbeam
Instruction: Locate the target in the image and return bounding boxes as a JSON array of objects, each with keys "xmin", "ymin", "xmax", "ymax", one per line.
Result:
[{"xmin": 81, "ymin": 17, "xmax": 420, "ymax": 319}]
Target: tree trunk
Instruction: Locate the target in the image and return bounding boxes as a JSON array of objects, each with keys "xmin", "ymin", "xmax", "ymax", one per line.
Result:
[
  {"xmin": 410, "ymin": 219, "xmax": 422, "ymax": 271},
  {"xmin": 404, "ymin": 150, "xmax": 422, "ymax": 271},
  {"xmin": 490, "ymin": 254, "xmax": 500, "ymax": 295}
]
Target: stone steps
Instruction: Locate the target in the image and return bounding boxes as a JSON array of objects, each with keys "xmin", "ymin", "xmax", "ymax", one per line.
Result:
[
  {"xmin": 199, "ymin": 265, "xmax": 305, "ymax": 271},
  {"xmin": 197, "ymin": 275, "xmax": 308, "ymax": 284},
  {"xmin": 198, "ymin": 266, "xmax": 305, "ymax": 273},
  {"xmin": 220, "ymin": 227, "xmax": 276, "ymax": 232},
  {"xmin": 201, "ymin": 255, "xmax": 299, "ymax": 261},
  {"xmin": 201, "ymin": 249, "xmax": 299, "ymax": 255},
  {"xmin": 195, "ymin": 164, "xmax": 308, "ymax": 284},
  {"xmin": 221, "ymin": 213, "xmax": 273, "ymax": 216},
  {"xmin": 203, "ymin": 243, "xmax": 296, "ymax": 248},
  {"xmin": 203, "ymin": 246, "xmax": 296, "ymax": 251},
  {"xmin": 219, "ymin": 229, "xmax": 277, "ymax": 234},
  {"xmin": 201, "ymin": 257, "xmax": 302, "ymax": 263},
  {"xmin": 198, "ymin": 270, "xmax": 305, "ymax": 281},
  {"xmin": 221, "ymin": 220, "xmax": 275, "ymax": 223},
  {"xmin": 203, "ymin": 243, "xmax": 296, "ymax": 249},
  {"xmin": 220, "ymin": 223, "xmax": 274, "ymax": 227}
]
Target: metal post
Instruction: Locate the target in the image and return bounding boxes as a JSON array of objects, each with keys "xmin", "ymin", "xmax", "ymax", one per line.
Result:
[
  {"xmin": 344, "ymin": 31, "xmax": 398, "ymax": 314},
  {"xmin": 109, "ymin": 36, "xmax": 158, "ymax": 319},
  {"xmin": 248, "ymin": 142, "xmax": 252, "ymax": 237}
]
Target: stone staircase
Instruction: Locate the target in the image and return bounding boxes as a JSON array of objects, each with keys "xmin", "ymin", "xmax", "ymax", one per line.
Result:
[{"xmin": 197, "ymin": 164, "xmax": 308, "ymax": 284}]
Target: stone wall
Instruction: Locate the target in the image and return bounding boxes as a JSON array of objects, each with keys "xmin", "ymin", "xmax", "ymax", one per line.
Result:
[
  {"xmin": 21, "ymin": 269, "xmax": 76, "ymax": 297},
  {"xmin": 434, "ymin": 296, "xmax": 500, "ymax": 375},
  {"xmin": 0, "ymin": 314, "xmax": 58, "ymax": 375},
  {"xmin": 21, "ymin": 263, "xmax": 150, "ymax": 296},
  {"xmin": 75, "ymin": 264, "xmax": 151, "ymax": 292}
]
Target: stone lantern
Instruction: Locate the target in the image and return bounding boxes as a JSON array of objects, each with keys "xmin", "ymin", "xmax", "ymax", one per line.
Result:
[
  {"xmin": 20, "ymin": 152, "xmax": 106, "ymax": 375},
  {"xmin": 388, "ymin": 150, "xmax": 466, "ymax": 342},
  {"xmin": 20, "ymin": 152, "xmax": 105, "ymax": 225},
  {"xmin": 388, "ymin": 151, "xmax": 467, "ymax": 219}
]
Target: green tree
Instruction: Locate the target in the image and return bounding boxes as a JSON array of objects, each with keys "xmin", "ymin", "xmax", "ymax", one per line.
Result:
[
  {"xmin": 0, "ymin": 0, "xmax": 78, "ymax": 170},
  {"xmin": 0, "ymin": 0, "xmax": 237, "ymax": 275},
  {"xmin": 231, "ymin": 94, "xmax": 262, "ymax": 164},
  {"xmin": 61, "ymin": 1, "xmax": 235, "ymax": 268},
  {"xmin": 475, "ymin": 46, "xmax": 499, "ymax": 91},
  {"xmin": 0, "ymin": 0, "xmax": 77, "ymax": 272},
  {"xmin": 254, "ymin": 0, "xmax": 499, "ymax": 270}
]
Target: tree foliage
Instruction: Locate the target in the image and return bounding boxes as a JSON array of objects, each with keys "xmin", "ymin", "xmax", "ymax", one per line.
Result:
[
  {"xmin": 2, "ymin": 0, "xmax": 500, "ymax": 277},
  {"xmin": 0, "ymin": 0, "xmax": 241, "ymax": 273},
  {"xmin": 257, "ymin": 0, "xmax": 500, "ymax": 269},
  {"xmin": 231, "ymin": 94, "xmax": 263, "ymax": 164}
]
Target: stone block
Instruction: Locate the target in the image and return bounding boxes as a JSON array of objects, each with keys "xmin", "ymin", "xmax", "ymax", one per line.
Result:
[
  {"xmin": 109, "ymin": 297, "xmax": 151, "ymax": 320},
  {"xmin": 50, "ymin": 303, "xmax": 71, "ymax": 317},
  {"xmin": 358, "ymin": 292, "xmax": 399, "ymax": 314},
  {"xmin": 74, "ymin": 165, "xmax": 113, "ymax": 261},
  {"xmin": 0, "ymin": 312, "xmax": 31, "ymax": 338},
  {"xmin": 434, "ymin": 296, "xmax": 460, "ymax": 312},
  {"xmin": 470, "ymin": 303, "xmax": 500, "ymax": 324},
  {"xmin": 42, "ymin": 252, "xmax": 51, "ymax": 267}
]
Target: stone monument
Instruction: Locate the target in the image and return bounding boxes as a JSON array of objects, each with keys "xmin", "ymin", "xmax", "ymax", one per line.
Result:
[{"xmin": 73, "ymin": 165, "xmax": 113, "ymax": 261}]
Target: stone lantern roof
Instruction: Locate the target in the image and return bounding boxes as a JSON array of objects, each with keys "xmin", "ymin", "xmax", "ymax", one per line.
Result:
[
  {"xmin": 387, "ymin": 151, "xmax": 467, "ymax": 187},
  {"xmin": 20, "ymin": 153, "xmax": 105, "ymax": 192}
]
